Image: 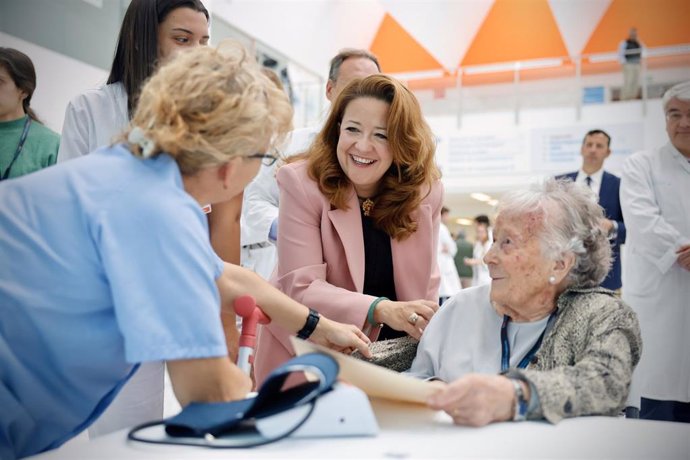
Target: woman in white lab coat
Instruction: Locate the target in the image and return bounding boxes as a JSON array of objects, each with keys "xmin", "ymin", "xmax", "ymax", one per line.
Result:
[
  {"xmin": 465, "ymin": 216, "xmax": 493, "ymax": 287},
  {"xmin": 438, "ymin": 207, "xmax": 461, "ymax": 303}
]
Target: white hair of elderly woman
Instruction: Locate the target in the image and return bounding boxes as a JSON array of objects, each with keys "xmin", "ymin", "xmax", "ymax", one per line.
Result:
[{"xmin": 496, "ymin": 178, "xmax": 611, "ymax": 288}]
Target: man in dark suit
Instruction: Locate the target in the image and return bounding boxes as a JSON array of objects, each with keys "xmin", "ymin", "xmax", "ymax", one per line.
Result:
[{"xmin": 557, "ymin": 129, "xmax": 626, "ymax": 291}]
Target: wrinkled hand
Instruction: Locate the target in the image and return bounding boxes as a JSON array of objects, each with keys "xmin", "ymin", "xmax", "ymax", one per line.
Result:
[
  {"xmin": 310, "ymin": 316, "xmax": 372, "ymax": 358},
  {"xmin": 426, "ymin": 374, "xmax": 516, "ymax": 426},
  {"xmin": 374, "ymin": 299, "xmax": 439, "ymax": 340},
  {"xmin": 676, "ymin": 244, "xmax": 690, "ymax": 271}
]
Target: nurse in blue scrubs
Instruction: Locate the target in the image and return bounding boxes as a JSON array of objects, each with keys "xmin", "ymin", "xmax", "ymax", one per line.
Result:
[{"xmin": 0, "ymin": 43, "xmax": 371, "ymax": 460}]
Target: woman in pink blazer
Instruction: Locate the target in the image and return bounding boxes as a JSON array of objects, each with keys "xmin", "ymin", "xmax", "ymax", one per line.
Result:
[{"xmin": 255, "ymin": 75, "xmax": 443, "ymax": 384}]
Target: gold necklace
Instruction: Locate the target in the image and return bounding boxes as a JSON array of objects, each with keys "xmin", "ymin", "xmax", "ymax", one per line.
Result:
[{"xmin": 360, "ymin": 198, "xmax": 375, "ymax": 217}]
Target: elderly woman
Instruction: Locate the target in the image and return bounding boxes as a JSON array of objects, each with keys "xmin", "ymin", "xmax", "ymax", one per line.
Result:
[
  {"xmin": 411, "ymin": 179, "xmax": 642, "ymax": 425},
  {"xmin": 255, "ymin": 74, "xmax": 442, "ymax": 385},
  {"xmin": 0, "ymin": 43, "xmax": 371, "ymax": 460}
]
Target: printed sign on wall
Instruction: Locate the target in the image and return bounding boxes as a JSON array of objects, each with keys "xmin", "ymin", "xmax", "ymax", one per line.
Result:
[{"xmin": 530, "ymin": 122, "xmax": 643, "ymax": 176}]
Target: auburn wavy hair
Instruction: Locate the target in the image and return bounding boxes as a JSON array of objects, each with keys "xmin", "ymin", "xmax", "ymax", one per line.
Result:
[{"xmin": 305, "ymin": 74, "xmax": 439, "ymax": 240}]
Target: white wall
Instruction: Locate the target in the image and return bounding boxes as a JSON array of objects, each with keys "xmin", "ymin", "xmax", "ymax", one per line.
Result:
[
  {"xmin": 429, "ymin": 98, "xmax": 668, "ymax": 195},
  {"xmin": 1, "ymin": 32, "xmax": 108, "ymax": 133}
]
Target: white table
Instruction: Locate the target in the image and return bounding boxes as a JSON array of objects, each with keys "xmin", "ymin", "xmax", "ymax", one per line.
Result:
[{"xmin": 31, "ymin": 399, "xmax": 690, "ymax": 459}]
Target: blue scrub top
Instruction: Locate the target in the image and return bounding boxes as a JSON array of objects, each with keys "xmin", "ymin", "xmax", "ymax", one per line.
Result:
[{"xmin": 0, "ymin": 145, "xmax": 227, "ymax": 459}]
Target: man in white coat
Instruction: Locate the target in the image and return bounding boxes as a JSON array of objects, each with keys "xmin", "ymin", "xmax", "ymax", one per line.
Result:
[
  {"xmin": 241, "ymin": 49, "xmax": 380, "ymax": 279},
  {"xmin": 620, "ymin": 81, "xmax": 690, "ymax": 423}
]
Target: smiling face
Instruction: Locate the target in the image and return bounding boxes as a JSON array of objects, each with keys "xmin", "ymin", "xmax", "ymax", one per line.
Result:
[
  {"xmin": 484, "ymin": 212, "xmax": 558, "ymax": 320},
  {"xmin": 157, "ymin": 7, "xmax": 209, "ymax": 63},
  {"xmin": 336, "ymin": 97, "xmax": 392, "ymax": 198}
]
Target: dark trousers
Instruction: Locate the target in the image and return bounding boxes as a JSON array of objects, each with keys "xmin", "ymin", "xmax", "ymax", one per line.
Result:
[{"xmin": 641, "ymin": 398, "xmax": 690, "ymax": 423}]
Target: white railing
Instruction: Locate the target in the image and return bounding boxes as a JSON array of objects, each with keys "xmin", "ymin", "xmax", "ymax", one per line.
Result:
[{"xmin": 288, "ymin": 44, "xmax": 690, "ymax": 129}]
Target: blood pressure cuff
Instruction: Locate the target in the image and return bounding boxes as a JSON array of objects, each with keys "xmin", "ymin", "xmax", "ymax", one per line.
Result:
[{"xmin": 163, "ymin": 352, "xmax": 338, "ymax": 438}]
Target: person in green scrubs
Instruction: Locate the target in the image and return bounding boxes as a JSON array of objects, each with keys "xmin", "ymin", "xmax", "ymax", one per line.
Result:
[{"xmin": 0, "ymin": 47, "xmax": 59, "ymax": 180}]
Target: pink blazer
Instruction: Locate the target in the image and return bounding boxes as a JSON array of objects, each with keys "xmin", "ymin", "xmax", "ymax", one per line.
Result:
[{"xmin": 254, "ymin": 160, "xmax": 442, "ymax": 384}]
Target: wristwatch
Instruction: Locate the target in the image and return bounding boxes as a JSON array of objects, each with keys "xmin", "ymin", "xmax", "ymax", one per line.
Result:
[
  {"xmin": 510, "ymin": 378, "xmax": 528, "ymax": 422},
  {"xmin": 296, "ymin": 308, "xmax": 320, "ymax": 340}
]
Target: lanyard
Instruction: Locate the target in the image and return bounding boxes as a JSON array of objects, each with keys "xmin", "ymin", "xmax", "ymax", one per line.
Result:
[
  {"xmin": 500, "ymin": 311, "xmax": 557, "ymax": 372},
  {"xmin": 1, "ymin": 117, "xmax": 32, "ymax": 181}
]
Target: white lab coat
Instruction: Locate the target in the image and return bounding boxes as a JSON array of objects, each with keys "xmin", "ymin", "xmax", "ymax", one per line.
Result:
[
  {"xmin": 57, "ymin": 82, "xmax": 129, "ymax": 162},
  {"xmin": 240, "ymin": 126, "xmax": 319, "ymax": 279},
  {"xmin": 472, "ymin": 239, "xmax": 493, "ymax": 287},
  {"xmin": 438, "ymin": 223, "xmax": 461, "ymax": 298},
  {"xmin": 621, "ymin": 142, "xmax": 690, "ymax": 404},
  {"xmin": 57, "ymin": 82, "xmax": 165, "ymax": 436}
]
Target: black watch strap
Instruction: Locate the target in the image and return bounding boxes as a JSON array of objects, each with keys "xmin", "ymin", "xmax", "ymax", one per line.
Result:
[{"xmin": 297, "ymin": 308, "xmax": 320, "ymax": 340}]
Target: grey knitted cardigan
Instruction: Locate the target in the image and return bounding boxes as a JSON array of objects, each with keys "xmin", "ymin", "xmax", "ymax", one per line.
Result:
[{"xmin": 359, "ymin": 287, "xmax": 642, "ymax": 423}]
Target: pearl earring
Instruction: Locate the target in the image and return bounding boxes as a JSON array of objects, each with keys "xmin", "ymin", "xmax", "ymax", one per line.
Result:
[{"xmin": 548, "ymin": 276, "xmax": 556, "ymax": 285}]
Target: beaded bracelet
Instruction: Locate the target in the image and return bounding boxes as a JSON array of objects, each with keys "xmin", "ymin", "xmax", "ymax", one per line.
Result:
[{"xmin": 367, "ymin": 297, "xmax": 388, "ymax": 326}]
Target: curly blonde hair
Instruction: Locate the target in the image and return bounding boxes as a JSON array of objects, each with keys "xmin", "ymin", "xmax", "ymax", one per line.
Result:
[
  {"xmin": 305, "ymin": 74, "xmax": 440, "ymax": 240},
  {"xmin": 124, "ymin": 41, "xmax": 293, "ymax": 175}
]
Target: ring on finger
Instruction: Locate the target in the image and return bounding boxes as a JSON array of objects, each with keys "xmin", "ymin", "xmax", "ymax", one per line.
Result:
[{"xmin": 408, "ymin": 312, "xmax": 419, "ymax": 325}]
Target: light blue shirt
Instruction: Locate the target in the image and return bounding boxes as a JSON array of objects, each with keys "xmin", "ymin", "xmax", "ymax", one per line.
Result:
[
  {"xmin": 0, "ymin": 144, "xmax": 227, "ymax": 459},
  {"xmin": 408, "ymin": 284, "xmax": 550, "ymax": 382}
]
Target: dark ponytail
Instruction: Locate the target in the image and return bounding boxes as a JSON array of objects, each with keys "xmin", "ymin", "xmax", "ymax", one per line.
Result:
[{"xmin": 0, "ymin": 47, "xmax": 41, "ymax": 123}]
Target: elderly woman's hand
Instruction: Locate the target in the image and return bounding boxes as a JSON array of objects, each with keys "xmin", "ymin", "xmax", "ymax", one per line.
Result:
[
  {"xmin": 373, "ymin": 299, "xmax": 439, "ymax": 340},
  {"xmin": 426, "ymin": 374, "xmax": 518, "ymax": 426}
]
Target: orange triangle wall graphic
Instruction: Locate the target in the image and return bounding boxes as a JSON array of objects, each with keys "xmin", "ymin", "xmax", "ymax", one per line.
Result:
[
  {"xmin": 461, "ymin": 0, "xmax": 568, "ymax": 67},
  {"xmin": 370, "ymin": 13, "xmax": 443, "ymax": 74},
  {"xmin": 583, "ymin": 0, "xmax": 690, "ymax": 53}
]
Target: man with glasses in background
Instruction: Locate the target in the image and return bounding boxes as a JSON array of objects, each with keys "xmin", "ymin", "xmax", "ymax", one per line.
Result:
[{"xmin": 620, "ymin": 81, "xmax": 690, "ymax": 423}]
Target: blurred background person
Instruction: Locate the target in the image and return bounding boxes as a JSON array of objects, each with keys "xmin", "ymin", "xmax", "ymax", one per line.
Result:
[
  {"xmin": 438, "ymin": 206, "xmax": 461, "ymax": 304},
  {"xmin": 0, "ymin": 47, "xmax": 58, "ymax": 180},
  {"xmin": 454, "ymin": 230, "xmax": 474, "ymax": 289},
  {"xmin": 618, "ymin": 27, "xmax": 643, "ymax": 101},
  {"xmin": 557, "ymin": 129, "xmax": 625, "ymax": 293},
  {"xmin": 255, "ymin": 75, "xmax": 442, "ymax": 384},
  {"xmin": 464, "ymin": 214, "xmax": 493, "ymax": 287}
]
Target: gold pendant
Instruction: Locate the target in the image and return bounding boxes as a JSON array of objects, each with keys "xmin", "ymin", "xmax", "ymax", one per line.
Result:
[{"xmin": 361, "ymin": 198, "xmax": 374, "ymax": 217}]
